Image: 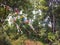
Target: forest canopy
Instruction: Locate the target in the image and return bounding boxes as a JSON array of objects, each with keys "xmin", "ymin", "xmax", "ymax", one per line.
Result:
[{"xmin": 0, "ymin": 0, "xmax": 60, "ymax": 45}]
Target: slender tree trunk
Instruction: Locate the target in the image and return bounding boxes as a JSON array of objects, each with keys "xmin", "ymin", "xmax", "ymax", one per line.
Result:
[
  {"xmin": 52, "ymin": 14, "xmax": 56, "ymax": 33},
  {"xmin": 48, "ymin": 0, "xmax": 56, "ymax": 33},
  {"xmin": 50, "ymin": 11, "xmax": 56, "ymax": 33}
]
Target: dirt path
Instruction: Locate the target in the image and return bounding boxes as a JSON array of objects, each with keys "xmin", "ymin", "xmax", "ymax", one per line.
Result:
[
  {"xmin": 12, "ymin": 39, "xmax": 44, "ymax": 45},
  {"xmin": 24, "ymin": 39, "xmax": 43, "ymax": 45}
]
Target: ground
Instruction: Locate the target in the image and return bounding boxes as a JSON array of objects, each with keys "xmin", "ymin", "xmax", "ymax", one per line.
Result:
[{"xmin": 12, "ymin": 39, "xmax": 44, "ymax": 45}]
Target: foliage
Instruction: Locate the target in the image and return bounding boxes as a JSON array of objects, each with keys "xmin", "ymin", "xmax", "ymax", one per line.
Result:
[
  {"xmin": 0, "ymin": 0, "xmax": 60, "ymax": 45},
  {"xmin": 48, "ymin": 32, "xmax": 55, "ymax": 42},
  {"xmin": 0, "ymin": 29, "xmax": 11, "ymax": 45}
]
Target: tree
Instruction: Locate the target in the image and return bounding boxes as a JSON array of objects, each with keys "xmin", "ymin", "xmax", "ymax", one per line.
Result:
[
  {"xmin": 0, "ymin": 0, "xmax": 33, "ymax": 26},
  {"xmin": 0, "ymin": 0, "xmax": 60, "ymax": 45}
]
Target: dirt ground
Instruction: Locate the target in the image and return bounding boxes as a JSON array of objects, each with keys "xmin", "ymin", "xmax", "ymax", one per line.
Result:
[
  {"xmin": 24, "ymin": 39, "xmax": 43, "ymax": 45},
  {"xmin": 12, "ymin": 39, "xmax": 44, "ymax": 45}
]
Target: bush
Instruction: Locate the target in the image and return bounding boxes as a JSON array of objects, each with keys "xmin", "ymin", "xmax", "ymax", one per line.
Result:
[{"xmin": 0, "ymin": 29, "xmax": 12, "ymax": 45}]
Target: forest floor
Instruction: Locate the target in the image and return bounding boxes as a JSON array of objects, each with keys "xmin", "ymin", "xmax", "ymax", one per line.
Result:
[
  {"xmin": 12, "ymin": 39, "xmax": 44, "ymax": 45},
  {"xmin": 24, "ymin": 39, "xmax": 44, "ymax": 45},
  {"xmin": 11, "ymin": 34, "xmax": 45, "ymax": 45}
]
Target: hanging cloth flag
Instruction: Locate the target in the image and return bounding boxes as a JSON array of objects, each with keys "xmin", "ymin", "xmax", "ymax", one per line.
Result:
[
  {"xmin": 24, "ymin": 17, "xmax": 27, "ymax": 21},
  {"xmin": 5, "ymin": 5, "xmax": 10, "ymax": 10},
  {"xmin": 23, "ymin": 17, "xmax": 29, "ymax": 24},
  {"xmin": 5, "ymin": 5, "xmax": 13, "ymax": 11},
  {"xmin": 20, "ymin": 15, "xmax": 24, "ymax": 18},
  {"xmin": 15, "ymin": 8, "xmax": 19, "ymax": 14}
]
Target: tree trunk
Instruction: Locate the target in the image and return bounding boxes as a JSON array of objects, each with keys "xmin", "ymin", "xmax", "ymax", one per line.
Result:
[{"xmin": 52, "ymin": 14, "xmax": 56, "ymax": 33}]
